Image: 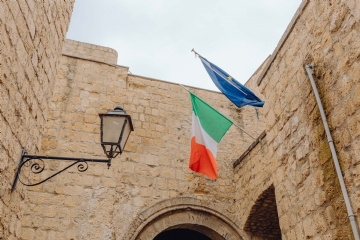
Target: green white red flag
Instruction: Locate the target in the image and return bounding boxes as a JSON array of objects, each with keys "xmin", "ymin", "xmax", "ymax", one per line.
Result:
[{"xmin": 189, "ymin": 92, "xmax": 233, "ymax": 179}]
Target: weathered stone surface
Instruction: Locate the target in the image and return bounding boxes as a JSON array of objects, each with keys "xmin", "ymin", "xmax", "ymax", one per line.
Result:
[
  {"xmin": 13, "ymin": 37, "xmax": 264, "ymax": 239},
  {"xmin": 62, "ymin": 39, "xmax": 118, "ymax": 65},
  {"xmin": 0, "ymin": 1, "xmax": 74, "ymax": 239},
  {"xmin": 233, "ymin": 0, "xmax": 358, "ymax": 239}
]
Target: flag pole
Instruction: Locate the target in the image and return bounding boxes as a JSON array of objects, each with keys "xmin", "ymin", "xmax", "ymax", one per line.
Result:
[
  {"xmin": 231, "ymin": 123, "xmax": 256, "ymax": 140},
  {"xmin": 191, "ymin": 49, "xmax": 249, "ymax": 97},
  {"xmin": 178, "ymin": 84, "xmax": 256, "ymax": 140},
  {"xmin": 191, "ymin": 48, "xmax": 202, "ymax": 58}
]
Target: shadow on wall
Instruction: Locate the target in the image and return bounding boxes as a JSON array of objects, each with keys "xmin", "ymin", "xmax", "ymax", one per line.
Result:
[{"xmin": 244, "ymin": 185, "xmax": 281, "ymax": 240}]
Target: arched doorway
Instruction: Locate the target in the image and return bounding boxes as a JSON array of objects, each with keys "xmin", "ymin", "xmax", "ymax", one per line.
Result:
[
  {"xmin": 152, "ymin": 223, "xmax": 230, "ymax": 240},
  {"xmin": 123, "ymin": 197, "xmax": 247, "ymax": 240},
  {"xmin": 154, "ymin": 228, "xmax": 211, "ymax": 240},
  {"xmin": 244, "ymin": 185, "xmax": 281, "ymax": 239},
  {"xmin": 135, "ymin": 209, "xmax": 240, "ymax": 240}
]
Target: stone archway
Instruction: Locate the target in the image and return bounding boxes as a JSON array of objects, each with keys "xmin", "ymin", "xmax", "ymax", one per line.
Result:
[
  {"xmin": 244, "ymin": 185, "xmax": 281, "ymax": 239},
  {"xmin": 122, "ymin": 197, "xmax": 248, "ymax": 240}
]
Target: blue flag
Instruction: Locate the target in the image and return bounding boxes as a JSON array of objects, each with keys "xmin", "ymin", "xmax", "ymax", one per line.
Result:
[{"xmin": 199, "ymin": 56, "xmax": 264, "ymax": 108}]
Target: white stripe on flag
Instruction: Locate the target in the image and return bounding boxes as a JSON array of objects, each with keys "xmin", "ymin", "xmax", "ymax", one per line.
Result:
[{"xmin": 191, "ymin": 112, "xmax": 218, "ymax": 157}]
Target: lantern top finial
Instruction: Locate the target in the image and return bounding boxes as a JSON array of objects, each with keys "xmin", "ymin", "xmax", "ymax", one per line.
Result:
[{"xmin": 114, "ymin": 106, "xmax": 124, "ymax": 111}]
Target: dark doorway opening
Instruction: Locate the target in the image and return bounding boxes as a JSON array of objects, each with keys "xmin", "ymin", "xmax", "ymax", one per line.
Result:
[
  {"xmin": 244, "ymin": 185, "xmax": 281, "ymax": 239},
  {"xmin": 154, "ymin": 228, "xmax": 211, "ymax": 240}
]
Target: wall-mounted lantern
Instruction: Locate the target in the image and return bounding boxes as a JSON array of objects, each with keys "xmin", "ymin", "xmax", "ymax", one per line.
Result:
[
  {"xmin": 11, "ymin": 106, "xmax": 133, "ymax": 192},
  {"xmin": 99, "ymin": 106, "xmax": 133, "ymax": 159}
]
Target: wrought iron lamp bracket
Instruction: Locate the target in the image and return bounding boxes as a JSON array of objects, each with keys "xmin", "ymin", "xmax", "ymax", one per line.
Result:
[{"xmin": 11, "ymin": 148, "xmax": 111, "ymax": 192}]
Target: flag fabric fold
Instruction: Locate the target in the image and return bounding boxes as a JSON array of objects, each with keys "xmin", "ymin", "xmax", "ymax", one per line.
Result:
[
  {"xmin": 189, "ymin": 92, "xmax": 233, "ymax": 179},
  {"xmin": 199, "ymin": 56, "xmax": 264, "ymax": 108}
]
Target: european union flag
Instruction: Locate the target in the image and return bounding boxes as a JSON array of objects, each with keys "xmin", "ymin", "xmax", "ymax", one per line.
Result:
[{"xmin": 199, "ymin": 56, "xmax": 264, "ymax": 108}]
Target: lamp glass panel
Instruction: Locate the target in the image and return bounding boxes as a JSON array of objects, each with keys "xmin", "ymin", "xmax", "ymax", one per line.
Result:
[
  {"xmin": 105, "ymin": 145, "xmax": 111, "ymax": 152},
  {"xmin": 120, "ymin": 119, "xmax": 132, "ymax": 150},
  {"xmin": 102, "ymin": 115, "xmax": 126, "ymax": 143}
]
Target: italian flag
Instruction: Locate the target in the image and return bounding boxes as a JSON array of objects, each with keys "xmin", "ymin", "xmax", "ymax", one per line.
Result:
[{"xmin": 189, "ymin": 92, "xmax": 233, "ymax": 179}]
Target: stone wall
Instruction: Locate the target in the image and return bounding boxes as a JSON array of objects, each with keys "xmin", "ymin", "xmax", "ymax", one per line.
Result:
[
  {"xmin": 18, "ymin": 40, "xmax": 264, "ymax": 239},
  {"xmin": 234, "ymin": 0, "xmax": 360, "ymax": 239},
  {"xmin": 0, "ymin": 1, "xmax": 74, "ymax": 239},
  {"xmin": 62, "ymin": 39, "xmax": 118, "ymax": 65}
]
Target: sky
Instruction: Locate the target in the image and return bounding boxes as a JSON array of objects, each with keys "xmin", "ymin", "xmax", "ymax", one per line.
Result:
[{"xmin": 67, "ymin": 0, "xmax": 301, "ymax": 91}]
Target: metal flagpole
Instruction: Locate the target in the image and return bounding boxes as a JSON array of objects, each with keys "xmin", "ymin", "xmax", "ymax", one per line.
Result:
[
  {"xmin": 178, "ymin": 83, "xmax": 256, "ymax": 140},
  {"xmin": 191, "ymin": 49, "xmax": 249, "ymax": 97},
  {"xmin": 191, "ymin": 48, "xmax": 202, "ymax": 57},
  {"xmin": 232, "ymin": 123, "xmax": 256, "ymax": 140}
]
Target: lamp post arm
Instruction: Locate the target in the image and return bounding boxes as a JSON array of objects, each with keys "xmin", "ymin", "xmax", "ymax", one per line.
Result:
[
  {"xmin": 11, "ymin": 148, "xmax": 110, "ymax": 192},
  {"xmin": 21, "ymin": 154, "xmax": 110, "ymax": 162}
]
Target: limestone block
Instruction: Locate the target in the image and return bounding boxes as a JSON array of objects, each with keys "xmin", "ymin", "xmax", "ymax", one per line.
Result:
[
  {"xmin": 314, "ymin": 190, "xmax": 326, "ymax": 206},
  {"xmin": 352, "ymin": 165, "xmax": 360, "ymax": 187},
  {"xmin": 21, "ymin": 228, "xmax": 35, "ymax": 240},
  {"xmin": 303, "ymin": 217, "xmax": 316, "ymax": 238},
  {"xmin": 324, "ymin": 205, "xmax": 336, "ymax": 228}
]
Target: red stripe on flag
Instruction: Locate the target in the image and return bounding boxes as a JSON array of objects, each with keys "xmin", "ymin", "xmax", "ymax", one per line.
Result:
[{"xmin": 189, "ymin": 137, "xmax": 218, "ymax": 179}]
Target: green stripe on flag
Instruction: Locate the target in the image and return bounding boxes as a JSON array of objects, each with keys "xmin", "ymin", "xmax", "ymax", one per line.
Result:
[{"xmin": 190, "ymin": 92, "xmax": 233, "ymax": 143}]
